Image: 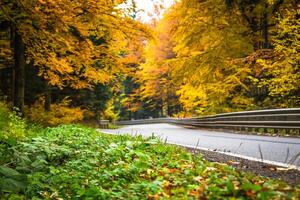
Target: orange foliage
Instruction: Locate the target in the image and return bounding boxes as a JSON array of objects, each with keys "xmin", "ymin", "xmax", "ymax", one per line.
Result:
[
  {"xmin": 25, "ymin": 97, "xmax": 84, "ymax": 126},
  {"xmin": 136, "ymin": 11, "xmax": 178, "ymax": 114},
  {"xmin": 2, "ymin": 0, "xmax": 150, "ymax": 89}
]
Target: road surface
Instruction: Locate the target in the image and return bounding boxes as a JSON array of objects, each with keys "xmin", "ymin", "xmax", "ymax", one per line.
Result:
[{"xmin": 100, "ymin": 123, "xmax": 300, "ymax": 167}]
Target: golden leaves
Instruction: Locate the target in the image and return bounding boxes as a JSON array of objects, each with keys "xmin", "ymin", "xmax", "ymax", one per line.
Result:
[
  {"xmin": 25, "ymin": 97, "xmax": 84, "ymax": 126},
  {"xmin": 3, "ymin": 0, "xmax": 148, "ymax": 90}
]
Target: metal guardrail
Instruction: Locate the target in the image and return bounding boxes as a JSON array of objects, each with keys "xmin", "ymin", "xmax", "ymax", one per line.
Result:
[
  {"xmin": 98, "ymin": 120, "xmax": 109, "ymax": 129},
  {"xmin": 116, "ymin": 108, "xmax": 300, "ymax": 133}
]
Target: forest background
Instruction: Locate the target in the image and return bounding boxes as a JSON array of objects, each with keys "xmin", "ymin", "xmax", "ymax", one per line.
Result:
[{"xmin": 0, "ymin": 0, "xmax": 299, "ymax": 126}]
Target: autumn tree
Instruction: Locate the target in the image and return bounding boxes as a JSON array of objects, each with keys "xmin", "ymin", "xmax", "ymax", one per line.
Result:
[
  {"xmin": 136, "ymin": 11, "xmax": 180, "ymax": 117},
  {"xmin": 0, "ymin": 0, "xmax": 148, "ymax": 115},
  {"xmin": 136, "ymin": 0, "xmax": 299, "ymax": 116},
  {"xmin": 165, "ymin": 0, "xmax": 254, "ymax": 115},
  {"xmin": 254, "ymin": 6, "xmax": 300, "ymax": 107}
]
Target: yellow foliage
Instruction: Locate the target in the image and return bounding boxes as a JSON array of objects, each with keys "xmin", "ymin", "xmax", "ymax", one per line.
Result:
[
  {"xmin": 172, "ymin": 111, "xmax": 193, "ymax": 119},
  {"xmin": 101, "ymin": 100, "xmax": 119, "ymax": 121},
  {"xmin": 176, "ymin": 84, "xmax": 208, "ymax": 116},
  {"xmin": 136, "ymin": 12, "xmax": 179, "ymax": 115},
  {"xmin": 25, "ymin": 97, "xmax": 84, "ymax": 126},
  {"xmin": 0, "ymin": 101, "xmax": 26, "ymax": 141},
  {"xmin": 257, "ymin": 8, "xmax": 300, "ymax": 106},
  {"xmin": 1, "ymin": 0, "xmax": 150, "ymax": 89}
]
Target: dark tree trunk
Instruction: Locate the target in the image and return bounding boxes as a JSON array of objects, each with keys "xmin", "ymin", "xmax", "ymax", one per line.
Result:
[
  {"xmin": 44, "ymin": 83, "xmax": 51, "ymax": 111},
  {"xmin": 13, "ymin": 29, "xmax": 25, "ymax": 114},
  {"xmin": 263, "ymin": 3, "xmax": 271, "ymax": 49},
  {"xmin": 0, "ymin": 71, "xmax": 4, "ymax": 94},
  {"xmin": 10, "ymin": 25, "xmax": 15, "ymax": 103},
  {"xmin": 11, "ymin": 68, "xmax": 15, "ymax": 102},
  {"xmin": 0, "ymin": 68, "xmax": 10, "ymax": 99},
  {"xmin": 129, "ymin": 111, "xmax": 132, "ymax": 120}
]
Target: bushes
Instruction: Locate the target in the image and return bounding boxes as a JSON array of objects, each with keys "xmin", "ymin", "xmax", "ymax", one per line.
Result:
[
  {"xmin": 0, "ymin": 102, "xmax": 26, "ymax": 142},
  {"xmin": 0, "ymin": 101, "xmax": 10, "ymax": 131},
  {"xmin": 101, "ymin": 99, "xmax": 119, "ymax": 121},
  {"xmin": 25, "ymin": 97, "xmax": 84, "ymax": 126}
]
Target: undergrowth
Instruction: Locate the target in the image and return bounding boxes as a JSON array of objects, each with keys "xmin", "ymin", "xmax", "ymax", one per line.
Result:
[
  {"xmin": 0, "ymin": 102, "xmax": 41, "ymax": 143},
  {"xmin": 0, "ymin": 124, "xmax": 299, "ymax": 199},
  {"xmin": 25, "ymin": 97, "xmax": 84, "ymax": 126},
  {"xmin": 0, "ymin": 103, "xmax": 299, "ymax": 199}
]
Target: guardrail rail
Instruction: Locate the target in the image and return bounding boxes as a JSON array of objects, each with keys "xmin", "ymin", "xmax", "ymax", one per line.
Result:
[{"xmin": 116, "ymin": 108, "xmax": 300, "ymax": 135}]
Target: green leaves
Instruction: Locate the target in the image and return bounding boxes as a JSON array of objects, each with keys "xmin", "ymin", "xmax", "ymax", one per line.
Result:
[
  {"xmin": 0, "ymin": 125, "xmax": 299, "ymax": 199},
  {"xmin": 0, "ymin": 166, "xmax": 28, "ymax": 193},
  {"xmin": 0, "ymin": 166, "xmax": 21, "ymax": 178},
  {"xmin": 241, "ymin": 182, "xmax": 262, "ymax": 192}
]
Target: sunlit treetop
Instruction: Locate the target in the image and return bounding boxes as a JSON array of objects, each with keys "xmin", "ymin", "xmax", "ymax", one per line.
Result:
[{"xmin": 119, "ymin": 0, "xmax": 175, "ymax": 23}]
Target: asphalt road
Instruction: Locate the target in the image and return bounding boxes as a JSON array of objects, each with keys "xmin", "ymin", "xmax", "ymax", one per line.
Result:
[{"xmin": 100, "ymin": 123, "xmax": 300, "ymax": 166}]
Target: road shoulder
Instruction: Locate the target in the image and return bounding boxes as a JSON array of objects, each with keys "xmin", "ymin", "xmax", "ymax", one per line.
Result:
[{"xmin": 187, "ymin": 147, "xmax": 300, "ymax": 186}]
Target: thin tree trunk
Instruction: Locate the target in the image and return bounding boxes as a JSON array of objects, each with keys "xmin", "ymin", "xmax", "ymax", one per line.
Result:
[
  {"xmin": 44, "ymin": 83, "xmax": 51, "ymax": 111},
  {"xmin": 128, "ymin": 110, "xmax": 131, "ymax": 120},
  {"xmin": 0, "ymin": 70, "xmax": 4, "ymax": 95},
  {"xmin": 166, "ymin": 87, "xmax": 170, "ymax": 116},
  {"xmin": 263, "ymin": 3, "xmax": 270, "ymax": 49},
  {"xmin": 11, "ymin": 67, "xmax": 15, "ymax": 103},
  {"xmin": 10, "ymin": 25, "xmax": 15, "ymax": 102},
  {"xmin": 13, "ymin": 29, "xmax": 25, "ymax": 114},
  {"xmin": 0, "ymin": 69, "xmax": 9, "ymax": 99}
]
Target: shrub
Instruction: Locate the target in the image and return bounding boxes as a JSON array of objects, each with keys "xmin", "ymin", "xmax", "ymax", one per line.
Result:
[
  {"xmin": 0, "ymin": 101, "xmax": 10, "ymax": 130},
  {"xmin": 101, "ymin": 99, "xmax": 119, "ymax": 121},
  {"xmin": 25, "ymin": 97, "xmax": 84, "ymax": 126},
  {"xmin": 0, "ymin": 102, "xmax": 26, "ymax": 142}
]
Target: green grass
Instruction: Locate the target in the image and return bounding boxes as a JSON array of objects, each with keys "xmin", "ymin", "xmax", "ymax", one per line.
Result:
[{"xmin": 0, "ymin": 124, "xmax": 299, "ymax": 199}]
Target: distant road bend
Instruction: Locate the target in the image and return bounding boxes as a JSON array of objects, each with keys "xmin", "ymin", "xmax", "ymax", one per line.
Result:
[{"xmin": 101, "ymin": 123, "xmax": 300, "ymax": 168}]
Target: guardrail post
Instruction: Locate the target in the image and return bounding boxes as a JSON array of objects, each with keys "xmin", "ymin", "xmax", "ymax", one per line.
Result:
[
  {"xmin": 263, "ymin": 128, "xmax": 267, "ymax": 134},
  {"xmin": 285, "ymin": 129, "xmax": 289, "ymax": 135},
  {"xmin": 98, "ymin": 120, "xmax": 109, "ymax": 129}
]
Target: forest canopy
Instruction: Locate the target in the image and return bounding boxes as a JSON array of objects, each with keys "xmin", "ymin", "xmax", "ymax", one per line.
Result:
[
  {"xmin": 0, "ymin": 0, "xmax": 299, "ymax": 123},
  {"xmin": 131, "ymin": 0, "xmax": 299, "ymax": 118}
]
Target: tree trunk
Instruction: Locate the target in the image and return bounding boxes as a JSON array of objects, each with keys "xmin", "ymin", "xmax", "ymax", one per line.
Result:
[
  {"xmin": 263, "ymin": 3, "xmax": 271, "ymax": 49},
  {"xmin": 0, "ymin": 68, "xmax": 10, "ymax": 99},
  {"xmin": 128, "ymin": 111, "xmax": 132, "ymax": 120},
  {"xmin": 11, "ymin": 68, "xmax": 15, "ymax": 103},
  {"xmin": 0, "ymin": 70, "xmax": 4, "ymax": 95},
  {"xmin": 44, "ymin": 83, "xmax": 51, "ymax": 111},
  {"xmin": 13, "ymin": 29, "xmax": 25, "ymax": 114},
  {"xmin": 160, "ymin": 104, "xmax": 164, "ymax": 117}
]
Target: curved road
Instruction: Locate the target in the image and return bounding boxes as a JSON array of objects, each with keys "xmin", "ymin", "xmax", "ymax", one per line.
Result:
[{"xmin": 100, "ymin": 123, "xmax": 300, "ymax": 167}]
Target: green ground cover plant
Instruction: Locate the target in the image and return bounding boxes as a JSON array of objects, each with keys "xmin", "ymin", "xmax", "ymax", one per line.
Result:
[
  {"xmin": 0, "ymin": 124, "xmax": 299, "ymax": 199},
  {"xmin": 0, "ymin": 103, "xmax": 299, "ymax": 199}
]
